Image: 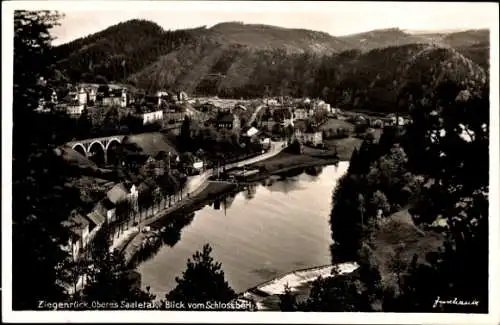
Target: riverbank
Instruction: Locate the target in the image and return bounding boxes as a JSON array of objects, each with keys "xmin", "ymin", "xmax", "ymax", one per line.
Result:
[
  {"xmin": 247, "ymin": 151, "xmax": 340, "ymax": 181},
  {"xmin": 236, "ymin": 262, "xmax": 359, "ymax": 311},
  {"xmin": 121, "ymin": 152, "xmax": 341, "ymax": 265},
  {"xmin": 121, "ymin": 181, "xmax": 238, "ymax": 264}
]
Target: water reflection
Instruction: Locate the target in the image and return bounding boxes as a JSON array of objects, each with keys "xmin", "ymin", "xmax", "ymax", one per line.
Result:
[
  {"xmin": 276, "ymin": 167, "xmax": 306, "ymax": 179},
  {"xmin": 133, "ymin": 167, "xmax": 331, "ymax": 268},
  {"xmin": 129, "ymin": 211, "xmax": 195, "ymax": 268},
  {"xmin": 304, "ymin": 166, "xmax": 324, "ymax": 177},
  {"xmin": 137, "ymin": 162, "xmax": 349, "ymax": 295},
  {"xmin": 243, "ymin": 184, "xmax": 257, "ymax": 200}
]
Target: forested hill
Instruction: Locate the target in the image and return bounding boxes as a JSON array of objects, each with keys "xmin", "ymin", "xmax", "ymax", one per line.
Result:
[{"xmin": 51, "ymin": 19, "xmax": 489, "ymax": 113}]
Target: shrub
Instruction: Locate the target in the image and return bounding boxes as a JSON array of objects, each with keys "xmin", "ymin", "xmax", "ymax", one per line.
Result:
[
  {"xmin": 355, "ymin": 122, "xmax": 369, "ymax": 135},
  {"xmin": 328, "ymin": 127, "xmax": 350, "ymax": 139}
]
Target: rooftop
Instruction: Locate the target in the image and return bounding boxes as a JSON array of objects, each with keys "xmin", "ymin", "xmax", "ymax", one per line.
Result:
[
  {"xmin": 294, "ymin": 120, "xmax": 317, "ymax": 133},
  {"xmin": 273, "ymin": 108, "xmax": 292, "ymax": 122},
  {"xmin": 217, "ymin": 112, "xmax": 237, "ymax": 123},
  {"xmin": 62, "ymin": 212, "xmax": 90, "ymax": 234},
  {"xmin": 86, "ymin": 211, "xmax": 106, "ymax": 226},
  {"xmin": 106, "ymin": 183, "xmax": 129, "ymax": 204}
]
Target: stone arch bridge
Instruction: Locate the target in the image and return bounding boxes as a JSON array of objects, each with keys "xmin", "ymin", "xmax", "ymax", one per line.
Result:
[{"xmin": 66, "ymin": 135, "xmax": 126, "ymax": 165}]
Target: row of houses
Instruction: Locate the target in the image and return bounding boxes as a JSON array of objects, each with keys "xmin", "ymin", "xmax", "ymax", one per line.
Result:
[
  {"xmin": 64, "ymin": 159, "xmax": 189, "ymax": 260},
  {"xmin": 260, "ymin": 107, "xmax": 295, "ymax": 130},
  {"xmin": 64, "ymin": 182, "xmax": 140, "ymax": 259},
  {"xmin": 293, "ymin": 99, "xmax": 334, "ymax": 120},
  {"xmin": 36, "ymin": 82, "xmax": 189, "ymax": 119}
]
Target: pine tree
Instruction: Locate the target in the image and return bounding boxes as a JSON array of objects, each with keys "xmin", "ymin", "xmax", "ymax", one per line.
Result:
[
  {"xmin": 12, "ymin": 10, "xmax": 81, "ymax": 310},
  {"xmin": 279, "ymin": 283, "xmax": 298, "ymax": 311},
  {"xmin": 179, "ymin": 115, "xmax": 192, "ymax": 151},
  {"xmin": 166, "ymin": 244, "xmax": 236, "ymax": 308}
]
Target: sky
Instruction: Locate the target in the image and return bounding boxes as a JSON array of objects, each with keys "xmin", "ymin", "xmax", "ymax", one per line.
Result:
[{"xmin": 36, "ymin": 1, "xmax": 498, "ymax": 45}]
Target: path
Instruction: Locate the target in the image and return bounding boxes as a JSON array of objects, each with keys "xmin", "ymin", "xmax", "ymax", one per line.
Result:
[{"xmin": 248, "ymin": 104, "xmax": 265, "ymax": 126}]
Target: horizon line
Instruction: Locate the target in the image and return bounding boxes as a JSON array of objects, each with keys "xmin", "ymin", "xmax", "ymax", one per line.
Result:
[{"xmin": 51, "ymin": 18, "xmax": 490, "ymax": 46}]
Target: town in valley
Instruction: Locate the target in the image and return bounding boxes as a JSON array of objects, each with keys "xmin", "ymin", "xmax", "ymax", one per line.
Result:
[{"xmin": 6, "ymin": 3, "xmax": 495, "ymax": 321}]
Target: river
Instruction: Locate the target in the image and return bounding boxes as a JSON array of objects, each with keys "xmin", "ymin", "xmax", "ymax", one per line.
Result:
[{"xmin": 137, "ymin": 161, "xmax": 350, "ymax": 297}]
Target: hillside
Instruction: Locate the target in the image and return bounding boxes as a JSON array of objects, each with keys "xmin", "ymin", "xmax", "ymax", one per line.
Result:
[
  {"xmin": 362, "ymin": 209, "xmax": 444, "ymax": 291},
  {"xmin": 207, "ymin": 22, "xmax": 349, "ymax": 54},
  {"xmin": 122, "ymin": 132, "xmax": 179, "ymax": 157},
  {"xmin": 338, "ymin": 28, "xmax": 430, "ymax": 51},
  {"xmin": 397, "ymin": 44, "xmax": 488, "ymax": 111},
  {"xmin": 52, "ymin": 20, "xmax": 489, "ymax": 113}
]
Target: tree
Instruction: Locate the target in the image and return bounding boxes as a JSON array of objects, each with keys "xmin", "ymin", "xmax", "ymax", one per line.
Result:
[
  {"xmin": 179, "ymin": 151, "xmax": 195, "ymax": 171},
  {"xmin": 166, "ymin": 244, "xmax": 236, "ymax": 307},
  {"xmin": 12, "ymin": 10, "xmax": 83, "ymax": 310},
  {"xmin": 115, "ymin": 200, "xmax": 132, "ymax": 234},
  {"xmin": 390, "ymin": 55, "xmax": 489, "ymax": 312},
  {"xmin": 285, "ymin": 139, "xmax": 302, "ymax": 154},
  {"xmin": 179, "ymin": 115, "xmax": 192, "ymax": 151},
  {"xmin": 102, "ymin": 106, "xmax": 121, "ymax": 135},
  {"xmin": 14, "ymin": 10, "xmax": 62, "ymax": 121},
  {"xmin": 81, "ymin": 226, "xmax": 156, "ymax": 306},
  {"xmin": 329, "ymin": 174, "xmax": 365, "ymax": 261},
  {"xmin": 77, "ymin": 107, "xmax": 92, "ymax": 138},
  {"xmin": 279, "ymin": 283, "xmax": 298, "ymax": 311},
  {"xmin": 298, "ymin": 274, "xmax": 369, "ymax": 312},
  {"xmin": 321, "ymin": 86, "xmax": 330, "ymax": 100}
]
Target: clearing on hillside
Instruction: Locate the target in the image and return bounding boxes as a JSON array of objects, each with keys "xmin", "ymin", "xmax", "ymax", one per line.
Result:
[
  {"xmin": 123, "ymin": 132, "xmax": 179, "ymax": 157},
  {"xmin": 364, "ymin": 209, "xmax": 445, "ymax": 290}
]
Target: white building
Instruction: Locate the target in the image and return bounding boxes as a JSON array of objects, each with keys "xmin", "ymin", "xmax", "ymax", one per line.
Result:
[
  {"xmin": 66, "ymin": 103, "xmax": 85, "ymax": 117},
  {"xmin": 320, "ymin": 103, "xmax": 332, "ymax": 113},
  {"xmin": 178, "ymin": 91, "xmax": 188, "ymax": 101},
  {"xmin": 260, "ymin": 137, "xmax": 271, "ymax": 149},
  {"xmin": 246, "ymin": 127, "xmax": 260, "ymax": 137},
  {"xmin": 50, "ymin": 90, "xmax": 58, "ymax": 104},
  {"xmin": 141, "ymin": 110, "xmax": 164, "ymax": 125},
  {"xmin": 266, "ymin": 99, "xmax": 279, "ymax": 105},
  {"xmin": 294, "ymin": 107, "xmax": 314, "ymax": 120},
  {"xmin": 295, "ymin": 129, "xmax": 323, "ymax": 146},
  {"xmin": 87, "ymin": 87, "xmax": 97, "ymax": 103},
  {"xmin": 120, "ymin": 89, "xmax": 127, "ymax": 108},
  {"xmin": 294, "ymin": 120, "xmax": 323, "ymax": 146},
  {"xmin": 78, "ymin": 88, "xmax": 88, "ymax": 105}
]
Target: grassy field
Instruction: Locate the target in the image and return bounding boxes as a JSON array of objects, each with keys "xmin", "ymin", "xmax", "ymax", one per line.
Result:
[
  {"xmin": 58, "ymin": 145, "xmax": 98, "ymax": 170},
  {"xmin": 365, "ymin": 209, "xmax": 445, "ymax": 290},
  {"xmin": 319, "ymin": 118, "xmax": 356, "ymax": 132},
  {"xmin": 124, "ymin": 132, "xmax": 179, "ymax": 156},
  {"xmin": 249, "ymin": 151, "xmax": 338, "ymax": 174},
  {"xmin": 324, "ymin": 137, "xmax": 363, "ymax": 161}
]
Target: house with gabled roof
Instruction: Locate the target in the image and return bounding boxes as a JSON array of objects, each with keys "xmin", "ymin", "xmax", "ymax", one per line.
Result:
[
  {"xmin": 62, "ymin": 211, "xmax": 91, "ymax": 259},
  {"xmin": 273, "ymin": 108, "xmax": 294, "ymax": 127},
  {"xmin": 107, "ymin": 183, "xmax": 129, "ymax": 204},
  {"xmin": 216, "ymin": 112, "xmax": 240, "ymax": 130},
  {"xmin": 294, "ymin": 120, "xmax": 323, "ymax": 146},
  {"xmin": 94, "ymin": 198, "xmax": 117, "ymax": 223}
]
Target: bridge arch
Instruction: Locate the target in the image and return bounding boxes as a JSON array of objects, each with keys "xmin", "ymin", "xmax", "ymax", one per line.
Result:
[
  {"xmin": 106, "ymin": 138, "xmax": 122, "ymax": 166},
  {"xmin": 88, "ymin": 141, "xmax": 106, "ymax": 165},
  {"xmin": 72, "ymin": 143, "xmax": 87, "ymax": 156},
  {"xmin": 105, "ymin": 137, "xmax": 122, "ymax": 150}
]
